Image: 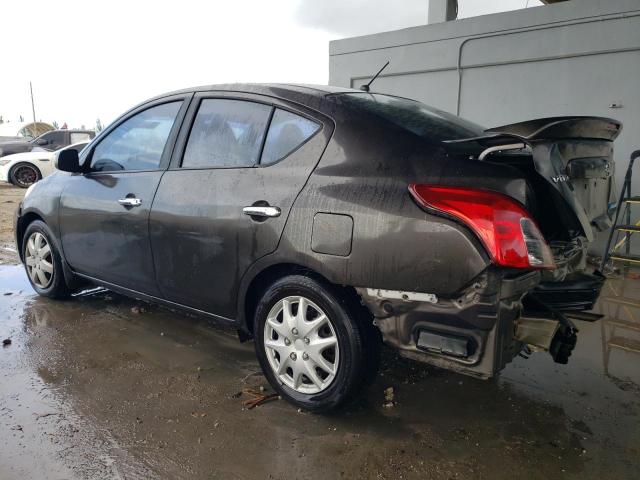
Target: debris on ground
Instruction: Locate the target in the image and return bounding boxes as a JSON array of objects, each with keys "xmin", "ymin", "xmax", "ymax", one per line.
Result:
[
  {"xmin": 2, "ymin": 338, "xmax": 11, "ymax": 347},
  {"xmin": 34, "ymin": 412, "xmax": 62, "ymax": 420},
  {"xmin": 241, "ymin": 388, "xmax": 279, "ymax": 409},
  {"xmin": 131, "ymin": 306, "xmax": 146, "ymax": 314},
  {"xmin": 383, "ymin": 386, "xmax": 395, "ymax": 408}
]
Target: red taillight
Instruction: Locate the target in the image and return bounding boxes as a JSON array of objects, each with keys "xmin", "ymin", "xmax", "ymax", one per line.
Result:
[{"xmin": 408, "ymin": 184, "xmax": 555, "ymax": 270}]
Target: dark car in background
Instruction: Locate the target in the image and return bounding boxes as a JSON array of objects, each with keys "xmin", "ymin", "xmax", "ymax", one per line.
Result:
[
  {"xmin": 14, "ymin": 84, "xmax": 621, "ymax": 411},
  {"xmin": 0, "ymin": 129, "xmax": 95, "ymax": 158}
]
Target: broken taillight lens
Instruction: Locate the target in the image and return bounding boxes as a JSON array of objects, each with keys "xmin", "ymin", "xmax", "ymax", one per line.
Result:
[{"xmin": 408, "ymin": 184, "xmax": 555, "ymax": 270}]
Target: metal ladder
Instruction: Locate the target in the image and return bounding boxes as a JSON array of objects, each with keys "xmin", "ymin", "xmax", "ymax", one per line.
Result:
[
  {"xmin": 599, "ymin": 274, "xmax": 640, "ymax": 378},
  {"xmin": 601, "ymin": 150, "xmax": 640, "ymax": 270}
]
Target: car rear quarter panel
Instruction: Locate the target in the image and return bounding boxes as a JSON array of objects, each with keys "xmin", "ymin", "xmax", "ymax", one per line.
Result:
[{"xmin": 247, "ymin": 108, "xmax": 492, "ymax": 301}]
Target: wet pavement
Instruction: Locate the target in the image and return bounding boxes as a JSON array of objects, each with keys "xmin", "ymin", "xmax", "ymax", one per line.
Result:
[{"xmin": 0, "ymin": 264, "xmax": 638, "ymax": 480}]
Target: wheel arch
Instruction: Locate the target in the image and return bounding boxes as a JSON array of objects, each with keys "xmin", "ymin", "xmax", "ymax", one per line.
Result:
[
  {"xmin": 16, "ymin": 212, "xmax": 83, "ymax": 289},
  {"xmin": 238, "ymin": 261, "xmax": 368, "ymax": 339},
  {"xmin": 9, "ymin": 161, "xmax": 42, "ymax": 187},
  {"xmin": 15, "ymin": 211, "xmax": 44, "ymax": 262}
]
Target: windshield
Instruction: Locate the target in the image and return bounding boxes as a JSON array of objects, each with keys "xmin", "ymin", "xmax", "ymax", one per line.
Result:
[{"xmin": 337, "ymin": 93, "xmax": 484, "ymax": 142}]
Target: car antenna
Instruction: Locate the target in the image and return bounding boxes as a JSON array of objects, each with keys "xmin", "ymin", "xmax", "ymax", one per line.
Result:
[{"xmin": 360, "ymin": 61, "xmax": 390, "ymax": 92}]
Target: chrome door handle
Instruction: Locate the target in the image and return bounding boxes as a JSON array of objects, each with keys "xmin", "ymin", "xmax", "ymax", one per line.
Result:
[
  {"xmin": 243, "ymin": 206, "xmax": 281, "ymax": 218},
  {"xmin": 118, "ymin": 197, "xmax": 142, "ymax": 207}
]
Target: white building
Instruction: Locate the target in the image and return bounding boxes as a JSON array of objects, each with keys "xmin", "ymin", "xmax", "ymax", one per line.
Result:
[{"xmin": 329, "ymin": 0, "xmax": 640, "ymax": 201}]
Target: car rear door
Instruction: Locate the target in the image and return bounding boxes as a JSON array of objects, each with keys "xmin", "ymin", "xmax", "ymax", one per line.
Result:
[
  {"xmin": 149, "ymin": 92, "xmax": 332, "ymax": 319},
  {"xmin": 59, "ymin": 95, "xmax": 191, "ymax": 295}
]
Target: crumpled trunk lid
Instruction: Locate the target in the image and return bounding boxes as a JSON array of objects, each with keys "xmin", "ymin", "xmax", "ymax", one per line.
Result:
[{"xmin": 446, "ymin": 116, "xmax": 623, "ymax": 242}]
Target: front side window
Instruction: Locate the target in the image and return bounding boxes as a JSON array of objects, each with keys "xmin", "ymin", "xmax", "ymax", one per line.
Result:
[
  {"xmin": 39, "ymin": 131, "xmax": 66, "ymax": 149},
  {"xmin": 182, "ymin": 99, "xmax": 272, "ymax": 168},
  {"xmin": 260, "ymin": 109, "xmax": 320, "ymax": 165},
  {"xmin": 90, "ymin": 102, "xmax": 181, "ymax": 172}
]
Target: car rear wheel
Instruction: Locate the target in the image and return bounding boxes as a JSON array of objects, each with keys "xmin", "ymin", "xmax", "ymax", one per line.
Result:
[
  {"xmin": 10, "ymin": 162, "xmax": 41, "ymax": 188},
  {"xmin": 254, "ymin": 274, "xmax": 378, "ymax": 412},
  {"xmin": 22, "ymin": 220, "xmax": 70, "ymax": 298}
]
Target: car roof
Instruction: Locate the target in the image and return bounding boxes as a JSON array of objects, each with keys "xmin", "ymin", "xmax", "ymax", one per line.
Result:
[
  {"xmin": 166, "ymin": 83, "xmax": 356, "ymax": 96},
  {"xmin": 147, "ymin": 83, "xmax": 360, "ymax": 108}
]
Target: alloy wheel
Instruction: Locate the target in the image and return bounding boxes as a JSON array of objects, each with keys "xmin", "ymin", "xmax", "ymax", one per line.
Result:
[
  {"xmin": 263, "ymin": 295, "xmax": 340, "ymax": 394},
  {"xmin": 13, "ymin": 165, "xmax": 38, "ymax": 187},
  {"xmin": 25, "ymin": 232, "xmax": 54, "ymax": 289}
]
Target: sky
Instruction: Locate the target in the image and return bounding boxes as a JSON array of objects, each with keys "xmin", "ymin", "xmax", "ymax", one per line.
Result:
[{"xmin": 0, "ymin": 0, "xmax": 542, "ymax": 129}]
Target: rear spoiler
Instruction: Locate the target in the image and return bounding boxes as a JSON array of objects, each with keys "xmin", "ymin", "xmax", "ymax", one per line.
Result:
[
  {"xmin": 445, "ymin": 116, "xmax": 623, "ymax": 151},
  {"xmin": 443, "ymin": 116, "xmax": 623, "ymax": 242}
]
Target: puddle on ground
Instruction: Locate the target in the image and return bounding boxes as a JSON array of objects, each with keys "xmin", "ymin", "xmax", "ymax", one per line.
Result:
[{"xmin": 0, "ymin": 264, "xmax": 638, "ymax": 479}]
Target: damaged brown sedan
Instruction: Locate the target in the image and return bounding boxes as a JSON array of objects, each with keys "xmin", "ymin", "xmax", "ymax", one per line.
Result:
[{"xmin": 14, "ymin": 84, "xmax": 622, "ymax": 411}]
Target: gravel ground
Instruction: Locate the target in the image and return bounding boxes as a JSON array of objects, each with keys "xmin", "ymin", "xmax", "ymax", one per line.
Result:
[{"xmin": 0, "ymin": 183, "xmax": 22, "ymax": 264}]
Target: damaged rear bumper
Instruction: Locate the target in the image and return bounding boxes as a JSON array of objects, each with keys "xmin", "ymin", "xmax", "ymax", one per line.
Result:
[
  {"xmin": 357, "ymin": 270, "xmax": 541, "ymax": 379},
  {"xmin": 357, "ymin": 268, "xmax": 603, "ymax": 378}
]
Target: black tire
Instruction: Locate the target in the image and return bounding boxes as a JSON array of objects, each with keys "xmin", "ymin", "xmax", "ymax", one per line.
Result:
[
  {"xmin": 10, "ymin": 162, "xmax": 41, "ymax": 188},
  {"xmin": 22, "ymin": 220, "xmax": 71, "ymax": 298},
  {"xmin": 254, "ymin": 274, "xmax": 379, "ymax": 412}
]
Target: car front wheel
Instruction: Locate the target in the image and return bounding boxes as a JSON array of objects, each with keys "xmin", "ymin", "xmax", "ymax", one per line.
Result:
[
  {"xmin": 254, "ymin": 274, "xmax": 378, "ymax": 412},
  {"xmin": 22, "ymin": 220, "xmax": 70, "ymax": 298},
  {"xmin": 10, "ymin": 162, "xmax": 41, "ymax": 188}
]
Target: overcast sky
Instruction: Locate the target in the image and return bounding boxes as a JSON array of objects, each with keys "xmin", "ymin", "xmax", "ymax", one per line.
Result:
[{"xmin": 0, "ymin": 0, "xmax": 542, "ymax": 129}]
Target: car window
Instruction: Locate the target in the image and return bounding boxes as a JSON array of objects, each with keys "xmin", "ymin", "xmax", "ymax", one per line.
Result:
[
  {"xmin": 70, "ymin": 132, "xmax": 91, "ymax": 144},
  {"xmin": 39, "ymin": 131, "xmax": 66, "ymax": 149},
  {"xmin": 337, "ymin": 93, "xmax": 484, "ymax": 142},
  {"xmin": 182, "ymin": 99, "xmax": 271, "ymax": 168},
  {"xmin": 260, "ymin": 109, "xmax": 320, "ymax": 165},
  {"xmin": 90, "ymin": 102, "xmax": 181, "ymax": 172}
]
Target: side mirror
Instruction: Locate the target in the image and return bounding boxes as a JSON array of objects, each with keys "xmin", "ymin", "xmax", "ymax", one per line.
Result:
[
  {"xmin": 35, "ymin": 138, "xmax": 48, "ymax": 146},
  {"xmin": 56, "ymin": 149, "xmax": 82, "ymax": 173}
]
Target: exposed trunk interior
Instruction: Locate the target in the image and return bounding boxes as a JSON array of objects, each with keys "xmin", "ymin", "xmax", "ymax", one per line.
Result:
[{"xmin": 441, "ymin": 117, "xmax": 622, "ymax": 312}]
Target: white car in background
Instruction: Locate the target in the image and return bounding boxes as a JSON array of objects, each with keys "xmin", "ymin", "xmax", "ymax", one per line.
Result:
[{"xmin": 0, "ymin": 142, "xmax": 89, "ymax": 188}]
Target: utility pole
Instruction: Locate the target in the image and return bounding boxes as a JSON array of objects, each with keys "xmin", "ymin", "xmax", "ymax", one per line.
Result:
[{"xmin": 30, "ymin": 81, "xmax": 36, "ymax": 124}]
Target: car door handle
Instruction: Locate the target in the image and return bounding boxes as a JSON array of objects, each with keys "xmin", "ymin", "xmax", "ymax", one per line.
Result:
[
  {"xmin": 118, "ymin": 197, "xmax": 142, "ymax": 207},
  {"xmin": 243, "ymin": 206, "xmax": 281, "ymax": 218}
]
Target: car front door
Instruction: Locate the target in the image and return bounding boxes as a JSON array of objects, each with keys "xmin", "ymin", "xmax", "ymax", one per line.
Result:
[
  {"xmin": 149, "ymin": 93, "xmax": 331, "ymax": 319},
  {"xmin": 59, "ymin": 96, "xmax": 191, "ymax": 295}
]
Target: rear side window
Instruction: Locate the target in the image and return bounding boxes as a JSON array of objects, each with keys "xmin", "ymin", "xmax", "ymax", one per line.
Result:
[
  {"xmin": 70, "ymin": 132, "xmax": 92, "ymax": 144},
  {"xmin": 182, "ymin": 99, "xmax": 272, "ymax": 168},
  {"xmin": 337, "ymin": 93, "xmax": 484, "ymax": 142},
  {"xmin": 90, "ymin": 102, "xmax": 181, "ymax": 172},
  {"xmin": 260, "ymin": 109, "xmax": 320, "ymax": 165}
]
